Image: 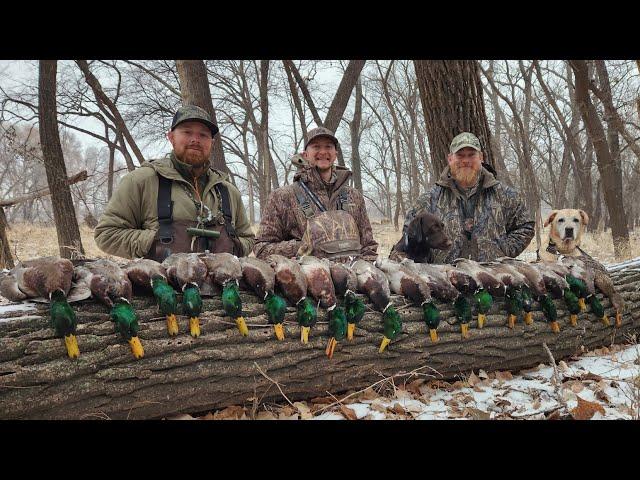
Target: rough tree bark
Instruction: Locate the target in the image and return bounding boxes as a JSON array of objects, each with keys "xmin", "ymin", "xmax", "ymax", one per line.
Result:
[
  {"xmin": 570, "ymin": 60, "xmax": 630, "ymax": 257},
  {"xmin": 38, "ymin": 61, "xmax": 85, "ymax": 260},
  {"xmin": 175, "ymin": 60, "xmax": 227, "ymax": 173},
  {"xmin": 0, "ymin": 208, "xmax": 13, "ymax": 269},
  {"xmin": 414, "ymin": 60, "xmax": 494, "ymax": 178},
  {"xmin": 0, "ymin": 269, "xmax": 637, "ymax": 419},
  {"xmin": 349, "ymin": 79, "xmax": 364, "ymax": 192}
]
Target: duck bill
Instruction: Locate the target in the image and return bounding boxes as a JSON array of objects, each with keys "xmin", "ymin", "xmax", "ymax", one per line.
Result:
[
  {"xmin": 166, "ymin": 313, "xmax": 179, "ymax": 336},
  {"xmin": 429, "ymin": 329, "xmax": 438, "ymax": 343},
  {"xmin": 379, "ymin": 336, "xmax": 391, "ymax": 353},
  {"xmin": 550, "ymin": 321, "xmax": 560, "ymax": 333},
  {"xmin": 524, "ymin": 312, "xmax": 533, "ymax": 325},
  {"xmin": 461, "ymin": 323, "xmax": 469, "ymax": 339},
  {"xmin": 235, "ymin": 317, "xmax": 249, "ymax": 336},
  {"xmin": 570, "ymin": 314, "xmax": 578, "ymax": 327},
  {"xmin": 601, "ymin": 315, "xmax": 610, "ymax": 327},
  {"xmin": 477, "ymin": 314, "xmax": 485, "ymax": 329},
  {"xmin": 128, "ymin": 336, "xmax": 144, "ymax": 359},
  {"xmin": 64, "ymin": 334, "xmax": 80, "ymax": 359},
  {"xmin": 578, "ymin": 298, "xmax": 587, "ymax": 311},
  {"xmin": 274, "ymin": 323, "xmax": 285, "ymax": 341},
  {"xmin": 189, "ymin": 317, "xmax": 201, "ymax": 338},
  {"xmin": 325, "ymin": 337, "xmax": 337, "ymax": 359},
  {"xmin": 301, "ymin": 326, "xmax": 311, "ymax": 344},
  {"xmin": 507, "ymin": 314, "xmax": 516, "ymax": 329},
  {"xmin": 615, "ymin": 311, "xmax": 622, "ymax": 328},
  {"xmin": 347, "ymin": 323, "xmax": 356, "ymax": 341}
]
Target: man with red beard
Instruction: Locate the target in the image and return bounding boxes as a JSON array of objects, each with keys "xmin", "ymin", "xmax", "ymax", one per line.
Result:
[
  {"xmin": 95, "ymin": 105, "xmax": 254, "ymax": 260},
  {"xmin": 390, "ymin": 132, "xmax": 534, "ymax": 263}
]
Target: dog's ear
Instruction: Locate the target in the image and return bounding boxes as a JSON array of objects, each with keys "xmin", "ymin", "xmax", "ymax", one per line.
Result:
[
  {"xmin": 544, "ymin": 210, "xmax": 559, "ymax": 228},
  {"xmin": 407, "ymin": 215, "xmax": 424, "ymax": 246},
  {"xmin": 579, "ymin": 209, "xmax": 589, "ymax": 226}
]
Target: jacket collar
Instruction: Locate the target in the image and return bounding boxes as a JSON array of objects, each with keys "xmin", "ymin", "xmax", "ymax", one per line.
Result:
[
  {"xmin": 294, "ymin": 164, "xmax": 352, "ymax": 194},
  {"xmin": 436, "ymin": 165, "xmax": 499, "ymax": 193},
  {"xmin": 143, "ymin": 153, "xmax": 228, "ymax": 193}
]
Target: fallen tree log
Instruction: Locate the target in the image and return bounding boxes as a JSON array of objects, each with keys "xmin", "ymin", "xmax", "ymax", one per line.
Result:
[{"xmin": 1, "ymin": 268, "xmax": 639, "ymax": 419}]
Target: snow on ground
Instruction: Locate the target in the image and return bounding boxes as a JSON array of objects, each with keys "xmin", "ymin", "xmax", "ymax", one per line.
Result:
[
  {"xmin": 0, "ymin": 301, "xmax": 38, "ymax": 320},
  {"xmin": 175, "ymin": 342, "xmax": 640, "ymax": 420}
]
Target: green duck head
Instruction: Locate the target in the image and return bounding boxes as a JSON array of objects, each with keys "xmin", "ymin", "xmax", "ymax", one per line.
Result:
[
  {"xmin": 588, "ymin": 294, "xmax": 609, "ymax": 326},
  {"xmin": 422, "ymin": 301, "xmax": 440, "ymax": 342},
  {"xmin": 220, "ymin": 281, "xmax": 247, "ymax": 336},
  {"xmin": 505, "ymin": 288, "xmax": 523, "ymax": 328},
  {"xmin": 325, "ymin": 306, "xmax": 347, "ymax": 359},
  {"xmin": 539, "ymin": 294, "xmax": 559, "ymax": 332},
  {"xmin": 183, "ymin": 282, "xmax": 204, "ymax": 337},
  {"xmin": 379, "ymin": 304, "xmax": 402, "ymax": 353},
  {"xmin": 152, "ymin": 276, "xmax": 179, "ymax": 336},
  {"xmin": 265, "ymin": 292, "xmax": 287, "ymax": 340},
  {"xmin": 297, "ymin": 297, "xmax": 317, "ymax": 344},
  {"xmin": 49, "ymin": 289, "xmax": 79, "ymax": 359},
  {"xmin": 111, "ymin": 298, "xmax": 144, "ymax": 359},
  {"xmin": 473, "ymin": 289, "xmax": 492, "ymax": 329},
  {"xmin": 563, "ymin": 287, "xmax": 581, "ymax": 325},
  {"xmin": 454, "ymin": 295, "xmax": 472, "ymax": 337},
  {"xmin": 566, "ymin": 274, "xmax": 587, "ymax": 311},
  {"xmin": 344, "ymin": 290, "xmax": 365, "ymax": 340},
  {"xmin": 520, "ymin": 287, "xmax": 534, "ymax": 325}
]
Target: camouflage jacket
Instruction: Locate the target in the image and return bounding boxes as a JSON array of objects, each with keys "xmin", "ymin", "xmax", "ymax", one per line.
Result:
[
  {"xmin": 393, "ymin": 166, "xmax": 534, "ymax": 264},
  {"xmin": 253, "ymin": 164, "xmax": 378, "ymax": 261}
]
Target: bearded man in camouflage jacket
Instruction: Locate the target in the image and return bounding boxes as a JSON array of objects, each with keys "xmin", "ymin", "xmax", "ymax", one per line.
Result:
[
  {"xmin": 391, "ymin": 132, "xmax": 534, "ymax": 264},
  {"xmin": 254, "ymin": 127, "xmax": 378, "ymax": 262}
]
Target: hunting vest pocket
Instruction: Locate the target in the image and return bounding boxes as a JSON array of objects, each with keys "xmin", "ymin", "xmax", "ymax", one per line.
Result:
[{"xmin": 298, "ymin": 210, "xmax": 362, "ymax": 260}]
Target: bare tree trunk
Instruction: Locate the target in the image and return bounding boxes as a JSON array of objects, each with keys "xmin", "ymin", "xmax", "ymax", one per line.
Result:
[
  {"xmin": 570, "ymin": 60, "xmax": 630, "ymax": 257},
  {"xmin": 38, "ymin": 60, "xmax": 85, "ymax": 259},
  {"xmin": 1, "ymin": 269, "xmax": 637, "ymax": 419},
  {"xmin": 259, "ymin": 60, "xmax": 271, "ymax": 217},
  {"xmin": 0, "ymin": 207, "xmax": 14, "ymax": 269},
  {"xmin": 414, "ymin": 60, "xmax": 494, "ymax": 178},
  {"xmin": 323, "ymin": 60, "xmax": 367, "ymax": 133},
  {"xmin": 350, "ymin": 79, "xmax": 363, "ymax": 192},
  {"xmin": 282, "ymin": 60, "xmax": 308, "ymax": 147},
  {"xmin": 175, "ymin": 60, "xmax": 227, "ymax": 173}
]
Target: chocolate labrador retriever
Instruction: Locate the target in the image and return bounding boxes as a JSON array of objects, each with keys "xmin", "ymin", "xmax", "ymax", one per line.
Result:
[{"xmin": 391, "ymin": 212, "xmax": 452, "ymax": 263}]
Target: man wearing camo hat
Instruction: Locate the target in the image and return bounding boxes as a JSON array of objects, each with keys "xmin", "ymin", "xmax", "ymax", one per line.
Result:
[
  {"xmin": 95, "ymin": 105, "xmax": 254, "ymax": 260},
  {"xmin": 390, "ymin": 131, "xmax": 534, "ymax": 263},
  {"xmin": 253, "ymin": 127, "xmax": 378, "ymax": 262}
]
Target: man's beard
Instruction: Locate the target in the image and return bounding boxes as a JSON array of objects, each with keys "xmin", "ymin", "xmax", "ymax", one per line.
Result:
[
  {"xmin": 451, "ymin": 163, "xmax": 480, "ymax": 185},
  {"xmin": 182, "ymin": 148, "xmax": 208, "ymax": 167}
]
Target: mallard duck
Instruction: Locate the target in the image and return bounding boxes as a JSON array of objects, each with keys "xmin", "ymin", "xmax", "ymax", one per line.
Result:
[
  {"xmin": 0, "ymin": 256, "xmax": 87, "ymax": 359},
  {"xmin": 379, "ymin": 303, "xmax": 403, "ymax": 353},
  {"xmin": 325, "ymin": 306, "xmax": 347, "ymax": 359},
  {"xmin": 124, "ymin": 259, "xmax": 178, "ymax": 338},
  {"xmin": 482, "ymin": 261, "xmax": 530, "ymax": 328},
  {"xmin": 267, "ymin": 254, "xmax": 317, "ymax": 343},
  {"xmin": 454, "ymin": 295, "xmax": 472, "ymax": 338},
  {"xmin": 329, "ymin": 262, "xmax": 364, "ymax": 341},
  {"xmin": 564, "ymin": 287, "xmax": 581, "ymax": 326},
  {"xmin": 201, "ymin": 253, "xmax": 247, "ymax": 336},
  {"xmin": 473, "ymin": 289, "xmax": 492, "ymax": 329},
  {"xmin": 73, "ymin": 259, "xmax": 143, "ymax": 359},
  {"xmin": 539, "ymin": 294, "xmax": 560, "ymax": 333},
  {"xmin": 377, "ymin": 258, "xmax": 442, "ymax": 342},
  {"xmin": 351, "ymin": 259, "xmax": 391, "ymax": 312},
  {"xmin": 298, "ymin": 256, "xmax": 337, "ymax": 309},
  {"xmin": 162, "ymin": 253, "xmax": 208, "ymax": 337},
  {"xmin": 499, "ymin": 258, "xmax": 548, "ymax": 325},
  {"xmin": 400, "ymin": 259, "xmax": 459, "ymax": 302},
  {"xmin": 238, "ymin": 257, "xmax": 287, "ymax": 340},
  {"xmin": 560, "ymin": 257, "xmax": 595, "ymax": 312}
]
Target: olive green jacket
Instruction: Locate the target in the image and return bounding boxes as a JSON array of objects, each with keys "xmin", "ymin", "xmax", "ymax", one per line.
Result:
[{"xmin": 94, "ymin": 154, "xmax": 254, "ymax": 259}]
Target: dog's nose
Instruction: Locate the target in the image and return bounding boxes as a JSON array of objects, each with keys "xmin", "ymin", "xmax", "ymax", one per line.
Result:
[{"xmin": 565, "ymin": 227, "xmax": 574, "ymax": 238}]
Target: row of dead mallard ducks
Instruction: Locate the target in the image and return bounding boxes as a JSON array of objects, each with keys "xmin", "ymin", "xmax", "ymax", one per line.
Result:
[{"xmin": 0, "ymin": 253, "xmax": 625, "ymax": 361}]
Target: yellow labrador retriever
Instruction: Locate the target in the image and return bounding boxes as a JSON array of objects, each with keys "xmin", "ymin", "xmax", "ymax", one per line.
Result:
[{"xmin": 538, "ymin": 209, "xmax": 589, "ymax": 261}]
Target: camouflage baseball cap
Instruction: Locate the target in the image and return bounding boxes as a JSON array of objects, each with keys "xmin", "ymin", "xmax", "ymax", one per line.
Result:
[
  {"xmin": 304, "ymin": 127, "xmax": 339, "ymax": 150},
  {"xmin": 450, "ymin": 132, "xmax": 481, "ymax": 153},
  {"xmin": 171, "ymin": 105, "xmax": 219, "ymax": 136}
]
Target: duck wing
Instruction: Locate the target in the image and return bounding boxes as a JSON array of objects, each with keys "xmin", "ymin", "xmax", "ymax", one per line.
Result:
[
  {"xmin": 298, "ymin": 256, "xmax": 337, "ymax": 309},
  {"xmin": 400, "ymin": 259, "xmax": 459, "ymax": 302},
  {"xmin": 498, "ymin": 258, "xmax": 547, "ymax": 296},
  {"xmin": 431, "ymin": 264, "xmax": 478, "ymax": 295},
  {"xmin": 352, "ymin": 259, "xmax": 390, "ymax": 311},
  {"xmin": 531, "ymin": 262, "xmax": 569, "ymax": 298},
  {"xmin": 238, "ymin": 257, "xmax": 275, "ymax": 299},
  {"xmin": 560, "ymin": 257, "xmax": 596, "ymax": 295},
  {"xmin": 267, "ymin": 254, "xmax": 308, "ymax": 305},
  {"xmin": 74, "ymin": 259, "xmax": 133, "ymax": 307},
  {"xmin": 123, "ymin": 258, "xmax": 167, "ymax": 292},
  {"xmin": 162, "ymin": 253, "xmax": 208, "ymax": 291},
  {"xmin": 329, "ymin": 261, "xmax": 357, "ymax": 297},
  {"xmin": 376, "ymin": 258, "xmax": 431, "ymax": 304},
  {"xmin": 453, "ymin": 258, "xmax": 505, "ymax": 296},
  {"xmin": 0, "ymin": 271, "xmax": 27, "ymax": 301},
  {"xmin": 480, "ymin": 261, "xmax": 528, "ymax": 290}
]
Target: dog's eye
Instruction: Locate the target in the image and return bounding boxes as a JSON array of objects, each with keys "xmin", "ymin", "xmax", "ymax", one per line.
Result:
[
  {"xmin": 558, "ymin": 218, "xmax": 564, "ymax": 223},
  {"xmin": 573, "ymin": 218, "xmax": 579, "ymax": 223}
]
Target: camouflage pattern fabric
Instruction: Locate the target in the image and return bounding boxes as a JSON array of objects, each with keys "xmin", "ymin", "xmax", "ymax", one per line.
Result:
[
  {"xmin": 392, "ymin": 166, "xmax": 534, "ymax": 264},
  {"xmin": 254, "ymin": 163, "xmax": 378, "ymax": 262}
]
